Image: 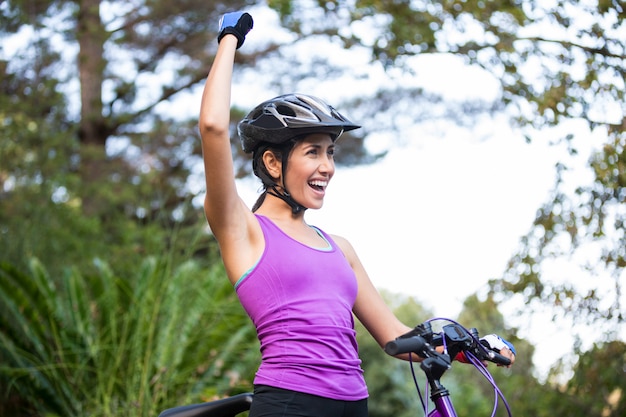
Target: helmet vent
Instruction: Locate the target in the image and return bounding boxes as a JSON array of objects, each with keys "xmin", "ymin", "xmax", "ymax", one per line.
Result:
[
  {"xmin": 250, "ymin": 108, "xmax": 264, "ymax": 119},
  {"xmin": 275, "ymin": 104, "xmax": 297, "ymax": 117}
]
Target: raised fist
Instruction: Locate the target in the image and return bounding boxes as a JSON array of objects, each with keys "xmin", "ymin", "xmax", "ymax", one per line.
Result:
[{"xmin": 218, "ymin": 12, "xmax": 253, "ymax": 49}]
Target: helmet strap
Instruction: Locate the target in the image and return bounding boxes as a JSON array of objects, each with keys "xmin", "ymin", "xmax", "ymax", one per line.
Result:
[
  {"xmin": 267, "ymin": 186, "xmax": 307, "ymax": 215},
  {"xmin": 255, "ymin": 139, "xmax": 307, "ymax": 215}
]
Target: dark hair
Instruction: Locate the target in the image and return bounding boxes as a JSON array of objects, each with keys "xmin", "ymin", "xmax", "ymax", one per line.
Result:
[{"xmin": 250, "ymin": 138, "xmax": 297, "ymax": 212}]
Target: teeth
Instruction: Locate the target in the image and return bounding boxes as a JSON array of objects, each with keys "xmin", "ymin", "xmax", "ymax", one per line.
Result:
[{"xmin": 309, "ymin": 180, "xmax": 328, "ymax": 187}]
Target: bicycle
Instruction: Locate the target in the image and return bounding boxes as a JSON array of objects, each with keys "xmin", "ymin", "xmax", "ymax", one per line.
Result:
[{"xmin": 158, "ymin": 318, "xmax": 512, "ymax": 417}]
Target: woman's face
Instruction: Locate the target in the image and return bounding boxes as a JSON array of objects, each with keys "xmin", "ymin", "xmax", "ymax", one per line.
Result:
[{"xmin": 284, "ymin": 133, "xmax": 336, "ymax": 210}]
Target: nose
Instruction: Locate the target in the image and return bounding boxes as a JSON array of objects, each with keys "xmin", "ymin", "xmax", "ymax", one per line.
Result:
[{"xmin": 319, "ymin": 153, "xmax": 335, "ymax": 175}]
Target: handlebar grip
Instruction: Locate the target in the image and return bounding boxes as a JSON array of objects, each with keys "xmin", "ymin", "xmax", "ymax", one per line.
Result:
[
  {"xmin": 384, "ymin": 336, "xmax": 427, "ymax": 356},
  {"xmin": 486, "ymin": 350, "xmax": 512, "ymax": 366}
]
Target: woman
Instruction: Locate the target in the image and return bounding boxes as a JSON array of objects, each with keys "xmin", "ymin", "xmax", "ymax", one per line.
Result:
[{"xmin": 199, "ymin": 12, "xmax": 514, "ymax": 417}]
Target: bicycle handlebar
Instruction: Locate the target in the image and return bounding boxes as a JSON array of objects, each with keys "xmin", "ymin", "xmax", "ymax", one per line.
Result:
[
  {"xmin": 384, "ymin": 322, "xmax": 512, "ymax": 367},
  {"xmin": 384, "ymin": 320, "xmax": 513, "ymax": 417}
]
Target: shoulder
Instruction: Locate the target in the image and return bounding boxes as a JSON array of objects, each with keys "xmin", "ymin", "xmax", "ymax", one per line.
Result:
[
  {"xmin": 329, "ymin": 233, "xmax": 358, "ymax": 264},
  {"xmin": 214, "ymin": 206, "xmax": 265, "ymax": 285}
]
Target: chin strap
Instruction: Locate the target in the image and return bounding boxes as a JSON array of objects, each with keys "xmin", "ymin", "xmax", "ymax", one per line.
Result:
[
  {"xmin": 267, "ymin": 185, "xmax": 307, "ymax": 215},
  {"xmin": 264, "ymin": 143, "xmax": 307, "ymax": 215}
]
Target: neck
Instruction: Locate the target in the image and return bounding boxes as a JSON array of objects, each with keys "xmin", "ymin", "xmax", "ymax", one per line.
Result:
[
  {"xmin": 256, "ymin": 192, "xmax": 307, "ymax": 222},
  {"xmin": 266, "ymin": 186, "xmax": 307, "ymax": 215}
]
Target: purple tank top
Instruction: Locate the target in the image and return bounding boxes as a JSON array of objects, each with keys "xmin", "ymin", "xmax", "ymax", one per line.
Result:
[{"xmin": 235, "ymin": 215, "xmax": 368, "ymax": 400}]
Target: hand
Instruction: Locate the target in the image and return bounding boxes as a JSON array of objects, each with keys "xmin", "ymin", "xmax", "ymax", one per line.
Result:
[
  {"xmin": 218, "ymin": 12, "xmax": 254, "ymax": 49},
  {"xmin": 480, "ymin": 334, "xmax": 516, "ymax": 367},
  {"xmin": 454, "ymin": 334, "xmax": 516, "ymax": 367}
]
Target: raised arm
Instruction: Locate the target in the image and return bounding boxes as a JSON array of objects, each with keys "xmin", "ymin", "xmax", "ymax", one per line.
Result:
[
  {"xmin": 198, "ymin": 13, "xmax": 263, "ymax": 284},
  {"xmin": 198, "ymin": 12, "xmax": 253, "ymax": 240}
]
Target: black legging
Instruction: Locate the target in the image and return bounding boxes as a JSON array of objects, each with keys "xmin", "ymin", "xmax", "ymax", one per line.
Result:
[{"xmin": 249, "ymin": 385, "xmax": 368, "ymax": 417}]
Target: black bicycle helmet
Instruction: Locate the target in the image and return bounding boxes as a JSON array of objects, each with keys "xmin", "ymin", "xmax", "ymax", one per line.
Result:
[{"xmin": 237, "ymin": 93, "xmax": 360, "ymax": 153}]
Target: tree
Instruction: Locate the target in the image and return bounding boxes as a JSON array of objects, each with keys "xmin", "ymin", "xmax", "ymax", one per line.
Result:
[
  {"xmin": 450, "ymin": 291, "xmax": 625, "ymax": 417},
  {"xmin": 0, "ymin": 36, "xmax": 87, "ymax": 276},
  {"xmin": 563, "ymin": 339, "xmax": 626, "ymax": 416}
]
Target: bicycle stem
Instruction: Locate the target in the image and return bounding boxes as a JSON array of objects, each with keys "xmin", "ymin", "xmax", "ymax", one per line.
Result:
[{"xmin": 421, "ymin": 356, "xmax": 458, "ymax": 417}]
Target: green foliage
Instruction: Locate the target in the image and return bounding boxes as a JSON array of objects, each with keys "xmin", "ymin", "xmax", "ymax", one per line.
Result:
[
  {"xmin": 0, "ymin": 28, "xmax": 216, "ymax": 280},
  {"xmin": 492, "ymin": 132, "xmax": 626, "ymax": 326},
  {"xmin": 0, "ymin": 168, "xmax": 214, "ymax": 284},
  {"xmin": 513, "ymin": 339, "xmax": 626, "ymax": 417},
  {"xmin": 447, "ymin": 293, "xmax": 624, "ymax": 417},
  {"xmin": 563, "ymin": 340, "xmax": 626, "ymax": 416},
  {"xmin": 0, "ymin": 258, "xmax": 258, "ymax": 417}
]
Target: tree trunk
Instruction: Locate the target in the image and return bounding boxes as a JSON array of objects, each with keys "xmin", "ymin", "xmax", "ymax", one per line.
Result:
[
  {"xmin": 77, "ymin": 0, "xmax": 107, "ymax": 146},
  {"xmin": 76, "ymin": 0, "xmax": 112, "ymax": 216}
]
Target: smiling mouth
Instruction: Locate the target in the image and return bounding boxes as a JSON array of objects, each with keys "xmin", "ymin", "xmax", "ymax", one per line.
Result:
[{"xmin": 309, "ymin": 180, "xmax": 328, "ymax": 191}]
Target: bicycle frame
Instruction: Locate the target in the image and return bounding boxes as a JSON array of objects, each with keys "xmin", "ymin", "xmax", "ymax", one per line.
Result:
[
  {"xmin": 158, "ymin": 392, "xmax": 253, "ymax": 417},
  {"xmin": 430, "ymin": 397, "xmax": 457, "ymax": 417}
]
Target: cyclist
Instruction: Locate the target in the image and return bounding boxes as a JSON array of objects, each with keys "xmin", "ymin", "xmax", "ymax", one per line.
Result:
[{"xmin": 198, "ymin": 11, "xmax": 515, "ymax": 417}]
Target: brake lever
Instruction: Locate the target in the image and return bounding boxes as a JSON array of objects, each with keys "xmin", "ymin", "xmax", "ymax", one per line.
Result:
[{"xmin": 479, "ymin": 340, "xmax": 512, "ymax": 366}]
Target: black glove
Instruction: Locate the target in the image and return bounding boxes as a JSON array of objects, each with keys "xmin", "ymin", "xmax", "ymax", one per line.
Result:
[{"xmin": 217, "ymin": 12, "xmax": 253, "ymax": 49}]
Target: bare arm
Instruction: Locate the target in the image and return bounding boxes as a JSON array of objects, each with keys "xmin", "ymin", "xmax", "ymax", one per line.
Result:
[
  {"xmin": 198, "ymin": 17, "xmax": 260, "ymax": 283},
  {"xmin": 199, "ymin": 35, "xmax": 245, "ymax": 235}
]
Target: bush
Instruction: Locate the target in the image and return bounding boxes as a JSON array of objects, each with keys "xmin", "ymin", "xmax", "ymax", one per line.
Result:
[{"xmin": 0, "ymin": 258, "xmax": 258, "ymax": 417}]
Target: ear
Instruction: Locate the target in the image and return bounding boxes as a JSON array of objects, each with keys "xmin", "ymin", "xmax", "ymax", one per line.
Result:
[{"xmin": 262, "ymin": 150, "xmax": 282, "ymax": 182}]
